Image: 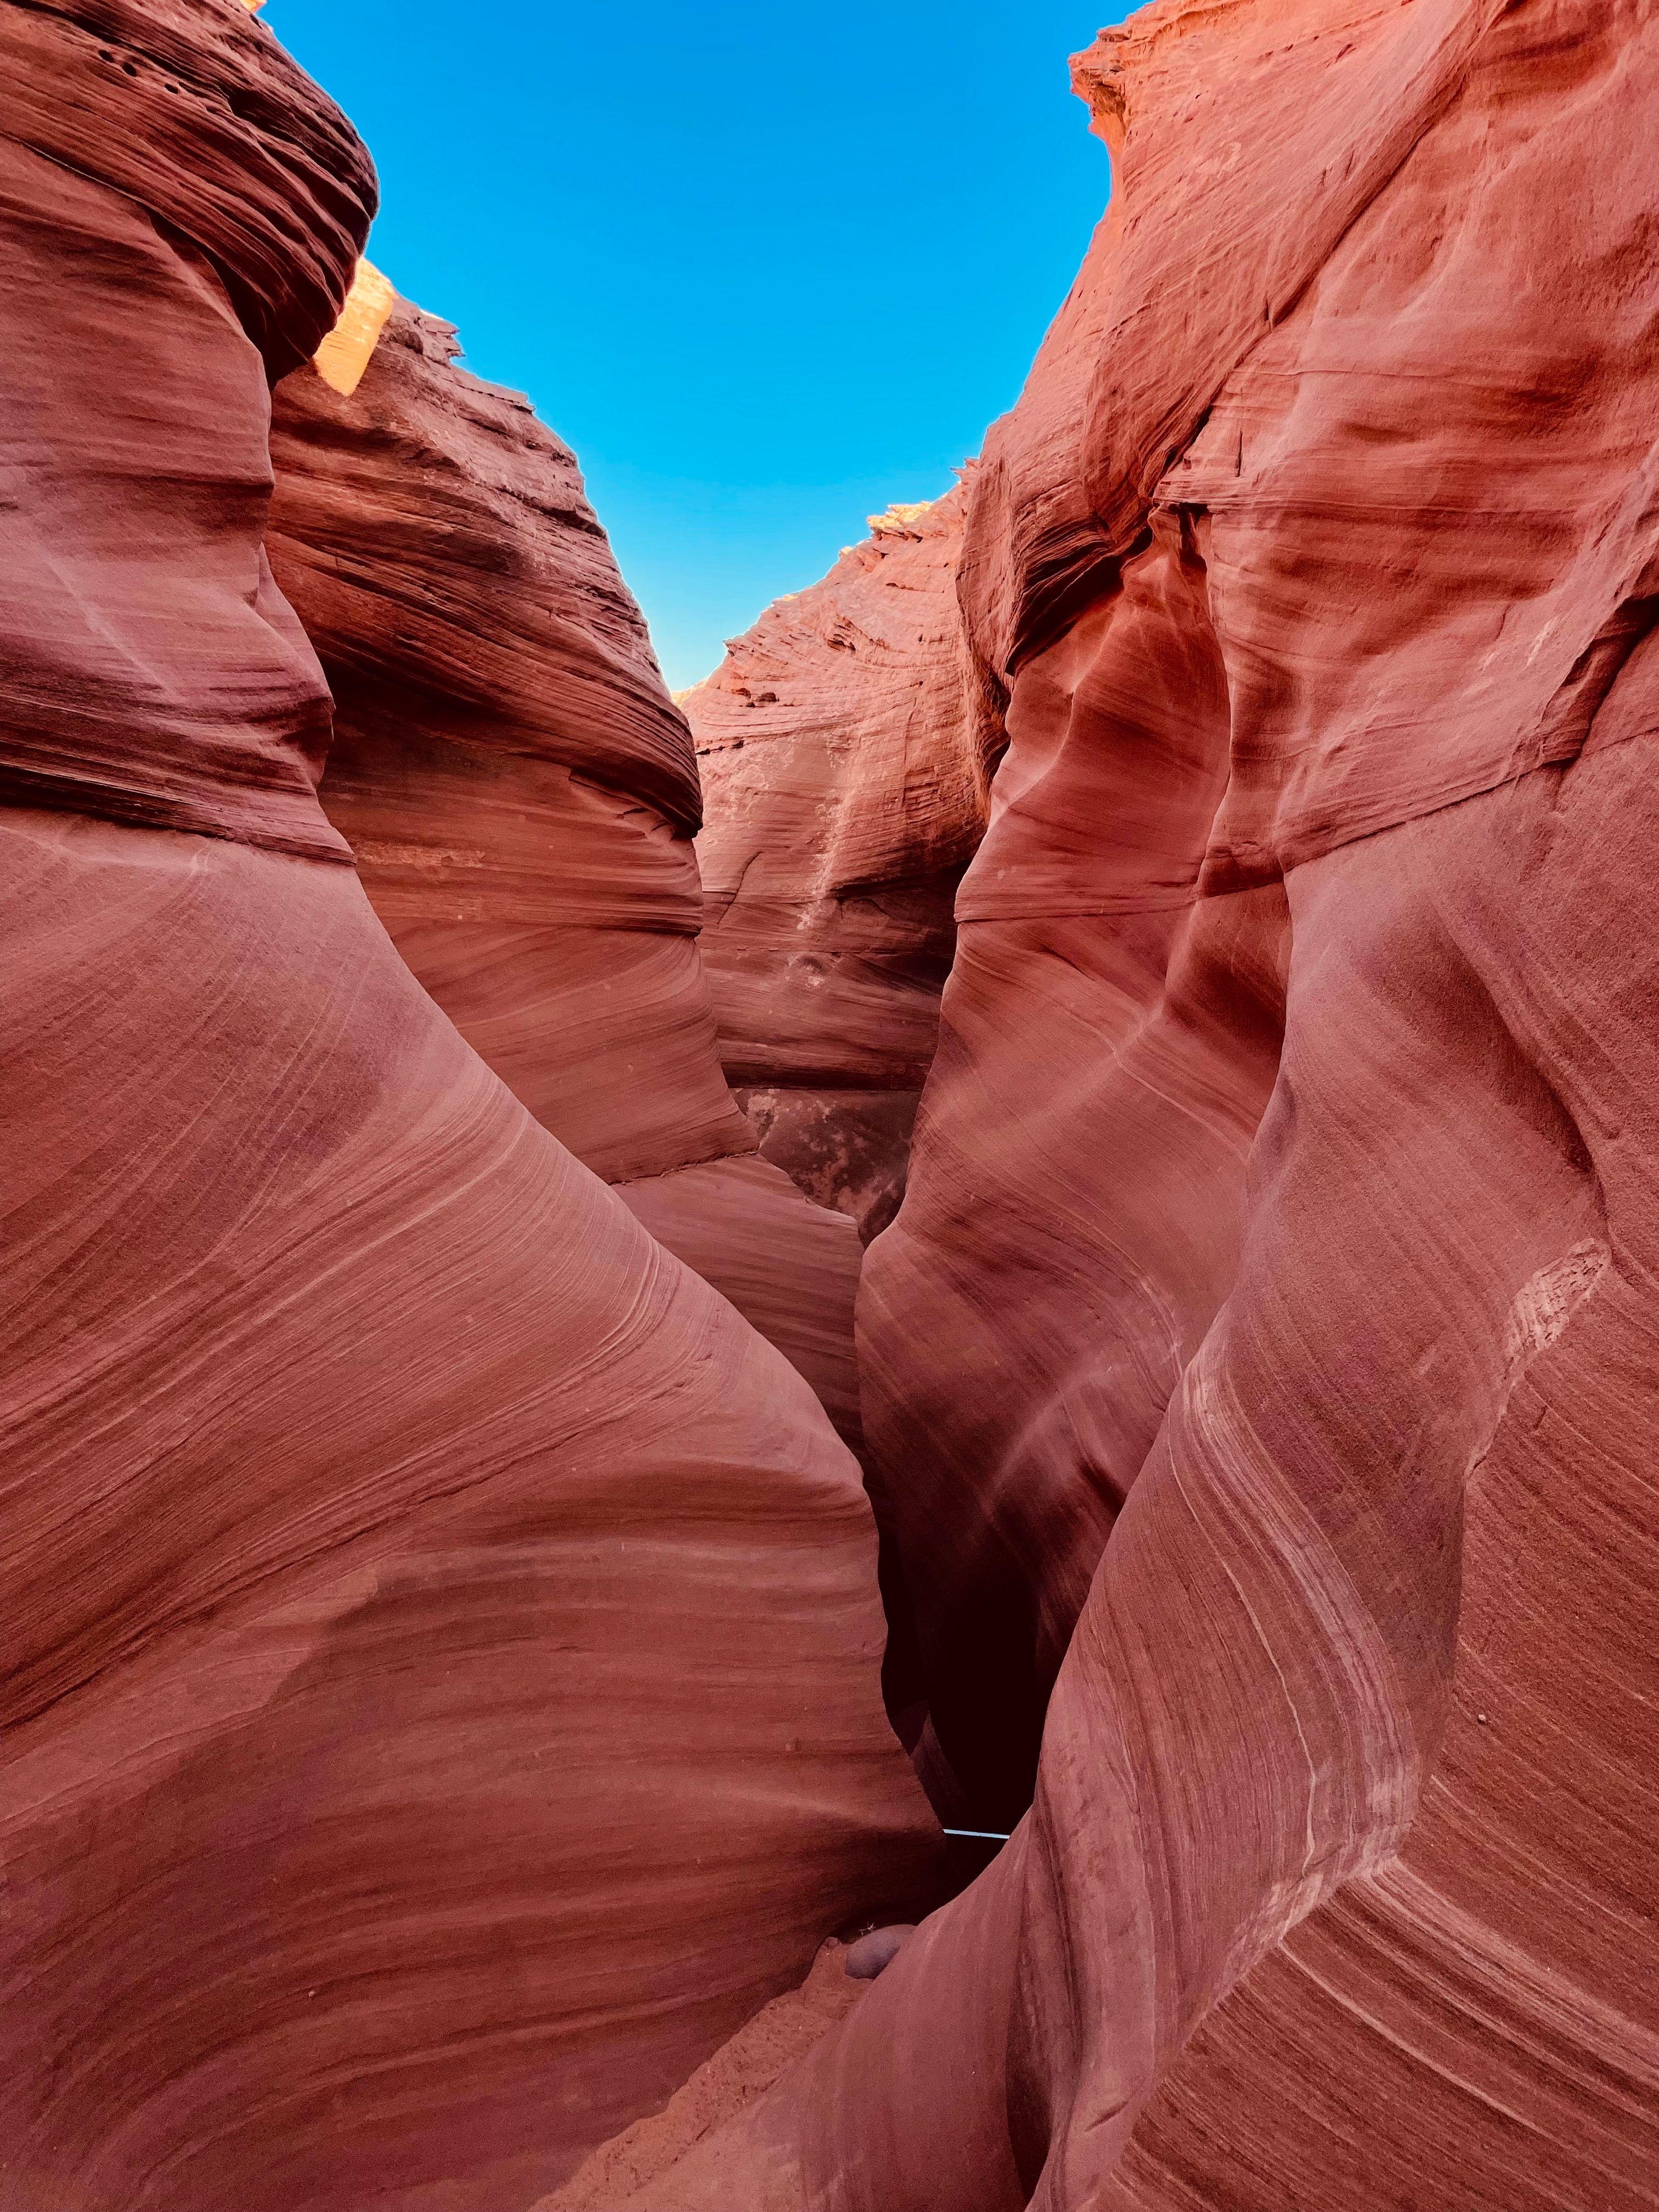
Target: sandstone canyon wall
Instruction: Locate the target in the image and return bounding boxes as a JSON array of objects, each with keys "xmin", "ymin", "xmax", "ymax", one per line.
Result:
[
  {"xmin": 597, "ymin": 0, "xmax": 1659, "ymax": 2204},
  {"xmin": 0, "ymin": 10, "xmax": 936, "ymax": 2212},
  {"xmin": 684, "ymin": 487, "xmax": 988, "ymax": 1243},
  {"xmin": 7, "ymin": 1, "xmax": 1659, "ymax": 2210},
  {"xmin": 265, "ymin": 304, "xmax": 868, "ymax": 1442}
]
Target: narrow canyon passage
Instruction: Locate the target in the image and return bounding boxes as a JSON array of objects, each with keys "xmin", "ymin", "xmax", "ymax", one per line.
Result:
[
  {"xmin": 2, "ymin": 1, "xmax": 1656, "ymax": 2210},
  {"xmin": 1, "ymin": 5, "xmax": 932, "ymax": 2205}
]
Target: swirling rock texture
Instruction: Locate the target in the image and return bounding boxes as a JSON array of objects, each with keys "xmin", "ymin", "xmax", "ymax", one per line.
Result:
[
  {"xmin": 682, "ymin": 487, "xmax": 988, "ymax": 1243},
  {"xmin": 265, "ymin": 305, "xmax": 866, "ymax": 1442},
  {"xmin": 596, "ymin": 0, "xmax": 1659, "ymax": 2205},
  {"xmin": 0, "ymin": 10, "xmax": 936, "ymax": 2212}
]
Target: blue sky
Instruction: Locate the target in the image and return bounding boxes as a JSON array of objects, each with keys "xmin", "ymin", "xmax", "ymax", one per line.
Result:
[{"xmin": 266, "ymin": 3, "xmax": 1127, "ymax": 690}]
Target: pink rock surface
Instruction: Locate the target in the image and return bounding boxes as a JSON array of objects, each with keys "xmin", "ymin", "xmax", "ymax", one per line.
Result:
[
  {"xmin": 10, "ymin": 1, "xmax": 1658, "ymax": 2207},
  {"xmin": 0, "ymin": 12, "xmax": 936, "ymax": 2208},
  {"xmin": 607, "ymin": 0, "xmax": 1659, "ymax": 2203},
  {"xmin": 0, "ymin": 0, "xmax": 373, "ymax": 852},
  {"xmin": 614, "ymin": 1156, "xmax": 863, "ymax": 1444},
  {"xmin": 684, "ymin": 487, "xmax": 986, "ymax": 1239},
  {"xmin": 537, "ymin": 1939, "xmax": 868, "ymax": 2211},
  {"xmin": 1, "ymin": 811, "xmax": 936, "ymax": 2211},
  {"xmin": 266, "ymin": 299, "xmax": 866, "ymax": 1438}
]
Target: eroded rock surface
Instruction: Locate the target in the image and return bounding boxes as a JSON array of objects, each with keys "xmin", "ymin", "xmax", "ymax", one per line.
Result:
[
  {"xmin": 9, "ymin": 1, "xmax": 1658, "ymax": 2208},
  {"xmin": 603, "ymin": 0, "xmax": 1659, "ymax": 2204},
  {"xmin": 266, "ymin": 301, "xmax": 867, "ymax": 1440},
  {"xmin": 0, "ymin": 10, "xmax": 936, "ymax": 2210},
  {"xmin": 0, "ymin": 0, "xmax": 371, "ymax": 851},
  {"xmin": 538, "ymin": 1939, "xmax": 868, "ymax": 2212},
  {"xmin": 684, "ymin": 487, "xmax": 987, "ymax": 1241}
]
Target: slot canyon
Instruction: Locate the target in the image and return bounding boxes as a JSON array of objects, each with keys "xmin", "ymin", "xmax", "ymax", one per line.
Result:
[{"xmin": 2, "ymin": 1, "xmax": 1656, "ymax": 2209}]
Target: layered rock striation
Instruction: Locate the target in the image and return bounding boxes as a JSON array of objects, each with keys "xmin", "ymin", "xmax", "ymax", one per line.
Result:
[
  {"xmin": 266, "ymin": 302, "xmax": 867, "ymax": 1441},
  {"xmin": 684, "ymin": 486, "xmax": 987, "ymax": 1242},
  {"xmin": 0, "ymin": 0, "xmax": 370, "ymax": 850},
  {"xmin": 8, "ymin": 1, "xmax": 1659, "ymax": 2208},
  {"xmin": 608, "ymin": 0, "xmax": 1659, "ymax": 2204},
  {"xmin": 0, "ymin": 10, "xmax": 935, "ymax": 2211}
]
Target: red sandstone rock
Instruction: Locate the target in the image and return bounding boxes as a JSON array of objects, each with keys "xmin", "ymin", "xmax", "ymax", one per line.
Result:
[
  {"xmin": 537, "ymin": 1939, "xmax": 868, "ymax": 2211},
  {"xmin": 0, "ymin": 0, "xmax": 373, "ymax": 853},
  {"xmin": 0, "ymin": 12, "xmax": 936, "ymax": 2208},
  {"xmin": 684, "ymin": 487, "xmax": 986, "ymax": 1241},
  {"xmin": 12, "ymin": 0, "xmax": 1659, "ymax": 2205},
  {"xmin": 266, "ymin": 304, "xmax": 867, "ymax": 1439},
  {"xmin": 601, "ymin": 0, "xmax": 1659, "ymax": 2203}
]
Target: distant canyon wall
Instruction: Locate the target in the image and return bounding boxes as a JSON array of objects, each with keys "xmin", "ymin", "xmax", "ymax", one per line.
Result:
[{"xmin": 683, "ymin": 486, "xmax": 988, "ymax": 1243}]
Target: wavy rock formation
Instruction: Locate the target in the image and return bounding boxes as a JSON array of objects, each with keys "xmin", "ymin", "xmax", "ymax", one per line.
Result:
[
  {"xmin": 0, "ymin": 9, "xmax": 935, "ymax": 2210},
  {"xmin": 0, "ymin": 0, "xmax": 368, "ymax": 847},
  {"xmin": 684, "ymin": 487, "xmax": 986, "ymax": 1242},
  {"xmin": 602, "ymin": 0, "xmax": 1659, "ymax": 2203},
  {"xmin": 266, "ymin": 304, "xmax": 867, "ymax": 1441}
]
